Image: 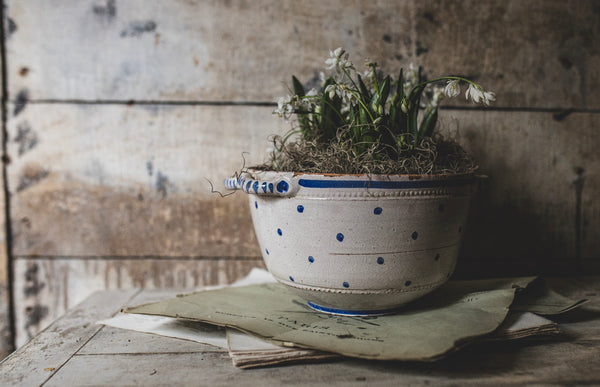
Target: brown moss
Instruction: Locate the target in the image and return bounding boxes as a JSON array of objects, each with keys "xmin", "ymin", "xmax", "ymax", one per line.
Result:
[{"xmin": 256, "ymin": 135, "xmax": 478, "ymax": 175}]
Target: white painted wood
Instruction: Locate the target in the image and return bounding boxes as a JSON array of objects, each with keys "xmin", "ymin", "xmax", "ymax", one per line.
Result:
[
  {"xmin": 0, "ymin": 289, "xmax": 139, "ymax": 387},
  {"xmin": 6, "ymin": 0, "xmax": 416, "ymax": 102},
  {"xmin": 12, "ymin": 258, "xmax": 262, "ymax": 348},
  {"xmin": 7, "ymin": 103, "xmax": 278, "ymax": 193},
  {"xmin": 79, "ymin": 326, "xmax": 227, "ymax": 355},
  {"xmin": 8, "ymin": 1, "xmax": 596, "ymax": 108},
  {"xmin": 7, "ymin": 103, "xmax": 277, "ymax": 258}
]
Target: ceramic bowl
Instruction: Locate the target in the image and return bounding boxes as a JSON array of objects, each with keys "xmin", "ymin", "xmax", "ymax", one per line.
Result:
[{"xmin": 225, "ymin": 169, "xmax": 476, "ymax": 315}]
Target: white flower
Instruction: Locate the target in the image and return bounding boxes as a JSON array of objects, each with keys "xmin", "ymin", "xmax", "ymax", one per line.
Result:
[
  {"xmin": 444, "ymin": 80, "xmax": 461, "ymax": 98},
  {"xmin": 401, "ymin": 100, "xmax": 408, "ymax": 113},
  {"xmin": 274, "ymin": 95, "xmax": 293, "ymax": 117},
  {"xmin": 319, "ymin": 72, "xmax": 327, "ymax": 86},
  {"xmin": 306, "ymin": 88, "xmax": 319, "ymax": 97},
  {"xmin": 403, "ymin": 63, "xmax": 419, "ymax": 95},
  {"xmin": 482, "ymin": 91, "xmax": 496, "ymax": 106},
  {"xmin": 465, "ymin": 84, "xmax": 483, "ymax": 103},
  {"xmin": 325, "ymin": 48, "xmax": 344, "ymax": 69},
  {"xmin": 465, "ymin": 84, "xmax": 496, "ymax": 106},
  {"xmin": 324, "ymin": 83, "xmax": 356, "ymax": 105},
  {"xmin": 325, "ymin": 47, "xmax": 354, "ymax": 73},
  {"xmin": 324, "ymin": 84, "xmax": 337, "ymax": 99}
]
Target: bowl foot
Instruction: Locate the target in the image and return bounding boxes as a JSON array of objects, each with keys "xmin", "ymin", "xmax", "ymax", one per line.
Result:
[{"xmin": 307, "ymin": 301, "xmax": 401, "ymax": 316}]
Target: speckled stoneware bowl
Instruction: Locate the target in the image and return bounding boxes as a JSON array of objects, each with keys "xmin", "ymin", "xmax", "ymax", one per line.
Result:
[{"xmin": 224, "ymin": 169, "xmax": 476, "ymax": 315}]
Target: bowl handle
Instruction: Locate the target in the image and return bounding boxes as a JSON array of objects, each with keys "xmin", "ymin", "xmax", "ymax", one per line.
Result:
[{"xmin": 223, "ymin": 174, "xmax": 297, "ymax": 197}]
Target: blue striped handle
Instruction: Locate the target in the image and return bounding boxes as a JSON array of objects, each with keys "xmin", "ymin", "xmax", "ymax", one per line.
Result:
[{"xmin": 223, "ymin": 174, "xmax": 296, "ymax": 196}]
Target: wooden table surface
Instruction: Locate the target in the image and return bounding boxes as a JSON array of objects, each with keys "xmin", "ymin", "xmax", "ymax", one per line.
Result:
[{"xmin": 1, "ymin": 277, "xmax": 599, "ymax": 386}]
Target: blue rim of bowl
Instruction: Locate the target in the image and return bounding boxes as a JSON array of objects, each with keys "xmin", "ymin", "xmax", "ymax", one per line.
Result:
[
  {"xmin": 297, "ymin": 177, "xmax": 474, "ymax": 189},
  {"xmin": 307, "ymin": 301, "xmax": 401, "ymax": 316}
]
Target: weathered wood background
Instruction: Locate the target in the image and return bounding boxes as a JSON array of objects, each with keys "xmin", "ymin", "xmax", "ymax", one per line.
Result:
[{"xmin": 0, "ymin": 0, "xmax": 598, "ymax": 357}]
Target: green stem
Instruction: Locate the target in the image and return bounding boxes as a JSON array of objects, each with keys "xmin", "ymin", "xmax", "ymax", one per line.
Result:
[{"xmin": 410, "ymin": 76, "xmax": 481, "ymax": 95}]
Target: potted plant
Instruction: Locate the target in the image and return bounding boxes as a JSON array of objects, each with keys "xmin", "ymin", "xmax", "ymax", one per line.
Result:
[{"xmin": 224, "ymin": 48, "xmax": 495, "ymax": 315}]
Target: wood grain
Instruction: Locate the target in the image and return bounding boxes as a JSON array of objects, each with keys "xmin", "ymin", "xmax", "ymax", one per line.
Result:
[
  {"xmin": 12, "ymin": 257, "xmax": 263, "ymax": 347},
  {"xmin": 6, "ymin": 0, "xmax": 415, "ymax": 102},
  {"xmin": 7, "ymin": 0, "xmax": 599, "ymax": 109},
  {"xmin": 0, "ymin": 289, "xmax": 139, "ymax": 387},
  {"xmin": 1, "ymin": 283, "xmax": 599, "ymax": 386},
  {"xmin": 440, "ymin": 110, "xmax": 600, "ymax": 274},
  {"xmin": 0, "ymin": 23, "xmax": 13, "ymax": 359},
  {"xmin": 0, "ymin": 185, "xmax": 11, "ymax": 359},
  {"xmin": 2, "ymin": 0, "xmax": 600, "ymax": 357},
  {"xmin": 414, "ymin": 0, "xmax": 600, "ymax": 109},
  {"xmin": 7, "ymin": 103, "xmax": 276, "ymax": 257}
]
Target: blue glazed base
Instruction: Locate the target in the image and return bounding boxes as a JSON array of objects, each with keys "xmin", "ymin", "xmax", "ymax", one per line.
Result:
[{"xmin": 307, "ymin": 301, "xmax": 401, "ymax": 316}]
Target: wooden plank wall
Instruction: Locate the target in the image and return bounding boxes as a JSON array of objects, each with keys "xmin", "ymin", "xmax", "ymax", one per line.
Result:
[{"xmin": 0, "ymin": 0, "xmax": 598, "ymax": 353}]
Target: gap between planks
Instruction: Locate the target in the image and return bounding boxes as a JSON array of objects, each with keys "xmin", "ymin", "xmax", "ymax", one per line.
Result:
[
  {"xmin": 16, "ymin": 98, "xmax": 600, "ymax": 116},
  {"xmin": 38, "ymin": 289, "xmax": 143, "ymax": 387},
  {"xmin": 13, "ymin": 255, "xmax": 263, "ymax": 261}
]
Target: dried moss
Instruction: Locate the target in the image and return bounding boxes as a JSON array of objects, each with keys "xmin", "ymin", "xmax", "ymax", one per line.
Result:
[{"xmin": 256, "ymin": 134, "xmax": 477, "ymax": 175}]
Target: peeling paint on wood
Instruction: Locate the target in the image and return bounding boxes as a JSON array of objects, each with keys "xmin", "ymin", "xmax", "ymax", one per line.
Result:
[
  {"xmin": 6, "ymin": 0, "xmax": 600, "ymax": 108},
  {"xmin": 6, "ymin": 103, "xmax": 277, "ymax": 192},
  {"xmin": 6, "ymin": 0, "xmax": 415, "ymax": 102},
  {"xmin": 13, "ymin": 121, "xmax": 37, "ymax": 156},
  {"xmin": 13, "ymin": 257, "xmax": 264, "ymax": 347},
  {"xmin": 12, "ymin": 175, "xmax": 261, "ymax": 258}
]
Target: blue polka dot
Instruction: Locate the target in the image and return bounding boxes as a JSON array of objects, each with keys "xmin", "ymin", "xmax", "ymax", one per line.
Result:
[
  {"xmin": 268, "ymin": 183, "xmax": 274, "ymax": 193},
  {"xmin": 336, "ymin": 233, "xmax": 344, "ymax": 242},
  {"xmin": 405, "ymin": 280, "xmax": 412, "ymax": 286},
  {"xmin": 343, "ymin": 282, "xmax": 349, "ymax": 288},
  {"xmin": 252, "ymin": 181, "xmax": 259, "ymax": 193},
  {"xmin": 245, "ymin": 181, "xmax": 252, "ymax": 191},
  {"xmin": 277, "ymin": 228, "xmax": 282, "ymax": 236},
  {"xmin": 261, "ymin": 182, "xmax": 268, "ymax": 193},
  {"xmin": 265, "ymin": 249, "xmax": 269, "ymax": 255},
  {"xmin": 289, "ymin": 276, "xmax": 295, "ymax": 282},
  {"xmin": 374, "ymin": 207, "xmax": 383, "ymax": 215},
  {"xmin": 377, "ymin": 257, "xmax": 384, "ymax": 265},
  {"xmin": 308, "ymin": 256, "xmax": 314, "ymax": 263},
  {"xmin": 254, "ymin": 201, "xmax": 258, "ymax": 209},
  {"xmin": 297, "ymin": 205, "xmax": 304, "ymax": 213},
  {"xmin": 276, "ymin": 180, "xmax": 289, "ymax": 193},
  {"xmin": 411, "ymin": 231, "xmax": 419, "ymax": 240}
]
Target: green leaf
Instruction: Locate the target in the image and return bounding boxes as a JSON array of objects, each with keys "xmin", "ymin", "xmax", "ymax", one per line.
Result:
[
  {"xmin": 379, "ymin": 76, "xmax": 391, "ymax": 108},
  {"xmin": 407, "ymin": 86, "xmax": 425, "ymax": 146},
  {"xmin": 317, "ymin": 77, "xmax": 343, "ymax": 142},
  {"xmin": 357, "ymin": 74, "xmax": 372, "ymax": 102},
  {"xmin": 371, "ymin": 91, "xmax": 380, "ymax": 113},
  {"xmin": 397, "ymin": 69, "xmax": 405, "ymax": 102},
  {"xmin": 359, "ymin": 105, "xmax": 369, "ymax": 126},
  {"xmin": 292, "ymin": 76, "xmax": 305, "ymax": 97},
  {"xmin": 292, "ymin": 76, "xmax": 312, "ymax": 136},
  {"xmin": 418, "ymin": 107, "xmax": 438, "ymax": 140}
]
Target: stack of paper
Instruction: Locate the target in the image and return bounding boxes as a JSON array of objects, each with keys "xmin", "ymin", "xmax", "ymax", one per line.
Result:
[
  {"xmin": 99, "ymin": 269, "xmax": 586, "ymax": 369},
  {"xmin": 226, "ymin": 329, "xmax": 337, "ymax": 368}
]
